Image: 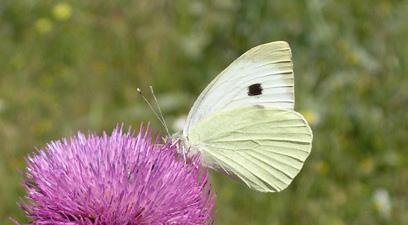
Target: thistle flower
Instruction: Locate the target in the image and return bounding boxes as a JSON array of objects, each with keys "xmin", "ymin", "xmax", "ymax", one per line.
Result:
[{"xmin": 18, "ymin": 125, "xmax": 215, "ymax": 225}]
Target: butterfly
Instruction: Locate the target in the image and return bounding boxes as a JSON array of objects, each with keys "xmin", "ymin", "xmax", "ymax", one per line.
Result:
[
  {"xmin": 175, "ymin": 41, "xmax": 313, "ymax": 192},
  {"xmin": 141, "ymin": 41, "xmax": 313, "ymax": 192}
]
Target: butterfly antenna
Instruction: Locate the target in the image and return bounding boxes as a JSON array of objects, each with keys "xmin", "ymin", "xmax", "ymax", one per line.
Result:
[
  {"xmin": 149, "ymin": 86, "xmax": 170, "ymax": 137},
  {"xmin": 137, "ymin": 88, "xmax": 170, "ymax": 137}
]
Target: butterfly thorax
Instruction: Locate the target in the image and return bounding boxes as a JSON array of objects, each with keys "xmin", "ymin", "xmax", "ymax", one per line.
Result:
[{"xmin": 170, "ymin": 132, "xmax": 201, "ymax": 159}]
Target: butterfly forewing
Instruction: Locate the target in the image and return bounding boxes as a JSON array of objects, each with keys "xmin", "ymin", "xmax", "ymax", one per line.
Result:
[{"xmin": 183, "ymin": 41, "xmax": 295, "ymax": 136}]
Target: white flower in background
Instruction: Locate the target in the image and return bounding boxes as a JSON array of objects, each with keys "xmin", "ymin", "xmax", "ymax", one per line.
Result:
[
  {"xmin": 180, "ymin": 33, "xmax": 209, "ymax": 59},
  {"xmin": 172, "ymin": 115, "xmax": 187, "ymax": 132},
  {"xmin": 373, "ymin": 188, "xmax": 392, "ymax": 218}
]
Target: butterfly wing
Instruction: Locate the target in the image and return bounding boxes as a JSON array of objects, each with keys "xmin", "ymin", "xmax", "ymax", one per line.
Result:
[
  {"xmin": 183, "ymin": 41, "xmax": 294, "ymax": 136},
  {"xmin": 187, "ymin": 106, "xmax": 313, "ymax": 192}
]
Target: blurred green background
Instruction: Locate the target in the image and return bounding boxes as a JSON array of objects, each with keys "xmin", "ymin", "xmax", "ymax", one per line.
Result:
[{"xmin": 1, "ymin": 0, "xmax": 407, "ymax": 224}]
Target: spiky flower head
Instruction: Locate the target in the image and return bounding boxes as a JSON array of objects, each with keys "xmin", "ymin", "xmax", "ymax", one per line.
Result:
[{"xmin": 19, "ymin": 125, "xmax": 214, "ymax": 225}]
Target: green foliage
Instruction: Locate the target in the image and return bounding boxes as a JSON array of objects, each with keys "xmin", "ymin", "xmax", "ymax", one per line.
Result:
[{"xmin": 1, "ymin": 0, "xmax": 407, "ymax": 224}]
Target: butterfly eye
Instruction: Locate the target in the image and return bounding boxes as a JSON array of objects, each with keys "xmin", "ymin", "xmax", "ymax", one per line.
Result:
[{"xmin": 248, "ymin": 83, "xmax": 263, "ymax": 96}]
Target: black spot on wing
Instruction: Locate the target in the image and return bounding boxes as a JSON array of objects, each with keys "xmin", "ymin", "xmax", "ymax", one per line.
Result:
[{"xmin": 248, "ymin": 83, "xmax": 263, "ymax": 96}]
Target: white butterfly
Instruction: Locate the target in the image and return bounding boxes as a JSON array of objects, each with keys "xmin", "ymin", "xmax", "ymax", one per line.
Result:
[{"xmin": 172, "ymin": 41, "xmax": 313, "ymax": 193}]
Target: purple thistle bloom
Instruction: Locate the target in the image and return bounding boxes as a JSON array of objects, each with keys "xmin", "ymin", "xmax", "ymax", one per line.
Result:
[{"xmin": 18, "ymin": 125, "xmax": 215, "ymax": 225}]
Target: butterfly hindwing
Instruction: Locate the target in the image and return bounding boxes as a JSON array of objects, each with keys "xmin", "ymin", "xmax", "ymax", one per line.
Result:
[{"xmin": 187, "ymin": 105, "xmax": 313, "ymax": 192}]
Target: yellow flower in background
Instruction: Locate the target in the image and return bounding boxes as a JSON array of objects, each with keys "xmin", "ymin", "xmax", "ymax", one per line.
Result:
[
  {"xmin": 53, "ymin": 2, "xmax": 72, "ymax": 21},
  {"xmin": 302, "ymin": 110, "xmax": 319, "ymax": 126},
  {"xmin": 34, "ymin": 18, "xmax": 53, "ymax": 34}
]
